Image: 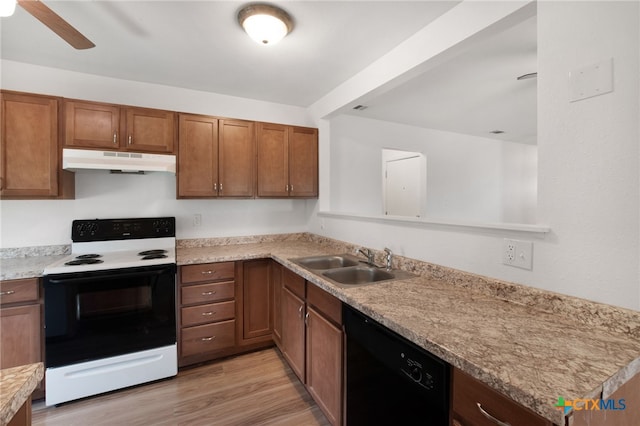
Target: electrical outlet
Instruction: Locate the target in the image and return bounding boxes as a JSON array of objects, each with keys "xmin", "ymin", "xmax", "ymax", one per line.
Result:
[
  {"xmin": 503, "ymin": 239, "xmax": 533, "ymax": 270},
  {"xmin": 193, "ymin": 213, "xmax": 202, "ymax": 227}
]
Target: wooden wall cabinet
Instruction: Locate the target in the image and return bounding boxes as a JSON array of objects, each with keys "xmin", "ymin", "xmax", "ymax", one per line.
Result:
[
  {"xmin": 0, "ymin": 278, "xmax": 44, "ymax": 398},
  {"xmin": 257, "ymin": 123, "xmax": 318, "ymax": 198},
  {"xmin": 279, "ymin": 268, "xmax": 343, "ymax": 426},
  {"xmin": 64, "ymin": 100, "xmax": 176, "ymax": 154},
  {"xmin": 0, "ymin": 91, "xmax": 74, "ymax": 199},
  {"xmin": 178, "ymin": 114, "xmax": 255, "ymax": 198},
  {"xmin": 452, "ymin": 367, "xmax": 553, "ymax": 426},
  {"xmin": 178, "ymin": 262, "xmax": 236, "ymax": 367}
]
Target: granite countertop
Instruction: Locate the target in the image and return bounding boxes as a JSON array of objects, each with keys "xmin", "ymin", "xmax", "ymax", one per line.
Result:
[
  {"xmin": 0, "ymin": 363, "xmax": 44, "ymax": 425},
  {"xmin": 0, "ymin": 255, "xmax": 67, "ymax": 281},
  {"xmin": 2, "ymin": 236, "xmax": 638, "ymax": 424},
  {"xmin": 178, "ymin": 238, "xmax": 640, "ymax": 425}
]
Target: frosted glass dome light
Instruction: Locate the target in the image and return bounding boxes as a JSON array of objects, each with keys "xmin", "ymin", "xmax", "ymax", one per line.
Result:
[
  {"xmin": 0, "ymin": 0, "xmax": 17, "ymax": 18},
  {"xmin": 238, "ymin": 4, "xmax": 293, "ymax": 46}
]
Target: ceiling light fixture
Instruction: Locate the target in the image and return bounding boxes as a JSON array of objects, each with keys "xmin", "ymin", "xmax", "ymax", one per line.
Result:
[
  {"xmin": 0, "ymin": 0, "xmax": 16, "ymax": 17},
  {"xmin": 238, "ymin": 3, "xmax": 293, "ymax": 45}
]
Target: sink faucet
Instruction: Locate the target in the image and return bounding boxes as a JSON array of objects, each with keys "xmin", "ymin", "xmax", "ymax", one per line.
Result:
[
  {"xmin": 384, "ymin": 248, "xmax": 393, "ymax": 271},
  {"xmin": 355, "ymin": 247, "xmax": 376, "ymax": 266}
]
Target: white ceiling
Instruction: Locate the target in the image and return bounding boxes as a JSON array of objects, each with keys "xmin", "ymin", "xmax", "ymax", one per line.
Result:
[
  {"xmin": 0, "ymin": 0, "xmax": 459, "ymax": 106},
  {"xmin": 0, "ymin": 1, "xmax": 536, "ymax": 143}
]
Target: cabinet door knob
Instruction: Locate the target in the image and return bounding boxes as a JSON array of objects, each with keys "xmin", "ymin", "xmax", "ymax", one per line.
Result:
[
  {"xmin": 113, "ymin": 132, "xmax": 117, "ymax": 144},
  {"xmin": 213, "ymin": 183, "xmax": 217, "ymax": 191},
  {"xmin": 304, "ymin": 311, "xmax": 309, "ymax": 326},
  {"xmin": 202, "ymin": 290, "xmax": 216, "ymax": 296},
  {"xmin": 0, "ymin": 290, "xmax": 16, "ymax": 296},
  {"xmin": 476, "ymin": 403, "xmax": 511, "ymax": 426},
  {"xmin": 201, "ymin": 336, "xmax": 216, "ymax": 342},
  {"xmin": 128, "ymin": 135, "xmax": 132, "ymax": 145},
  {"xmin": 286, "ymin": 184, "xmax": 289, "ymax": 192},
  {"xmin": 290, "ymin": 185, "xmax": 293, "ymax": 192}
]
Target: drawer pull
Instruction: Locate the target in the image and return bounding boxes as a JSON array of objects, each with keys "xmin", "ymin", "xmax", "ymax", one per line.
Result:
[
  {"xmin": 201, "ymin": 270, "xmax": 214, "ymax": 275},
  {"xmin": 202, "ymin": 290, "xmax": 216, "ymax": 296},
  {"xmin": 201, "ymin": 311, "xmax": 215, "ymax": 316},
  {"xmin": 477, "ymin": 403, "xmax": 511, "ymax": 426},
  {"xmin": 0, "ymin": 290, "xmax": 16, "ymax": 296},
  {"xmin": 201, "ymin": 336, "xmax": 216, "ymax": 342}
]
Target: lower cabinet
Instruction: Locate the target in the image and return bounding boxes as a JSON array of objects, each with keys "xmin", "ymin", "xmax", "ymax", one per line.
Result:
[
  {"xmin": 452, "ymin": 367, "xmax": 553, "ymax": 426},
  {"xmin": 278, "ymin": 267, "xmax": 343, "ymax": 426},
  {"xmin": 238, "ymin": 259, "xmax": 273, "ymax": 345},
  {"xmin": 0, "ymin": 278, "xmax": 44, "ymax": 399},
  {"xmin": 178, "ymin": 260, "xmax": 275, "ymax": 367},
  {"xmin": 178, "ymin": 262, "xmax": 237, "ymax": 366}
]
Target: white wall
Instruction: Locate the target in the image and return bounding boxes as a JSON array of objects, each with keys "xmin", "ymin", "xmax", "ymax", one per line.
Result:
[
  {"xmin": 329, "ymin": 114, "xmax": 537, "ymax": 224},
  {"xmin": 0, "ymin": 60, "xmax": 317, "ymax": 247},
  {"xmin": 310, "ymin": 1, "xmax": 640, "ymax": 310}
]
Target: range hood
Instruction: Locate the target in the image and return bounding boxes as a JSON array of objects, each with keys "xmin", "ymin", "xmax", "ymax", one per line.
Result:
[{"xmin": 63, "ymin": 149, "xmax": 176, "ymax": 174}]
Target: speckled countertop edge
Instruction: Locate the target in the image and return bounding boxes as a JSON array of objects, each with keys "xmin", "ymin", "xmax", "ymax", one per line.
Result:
[{"xmin": 0, "ymin": 363, "xmax": 44, "ymax": 425}]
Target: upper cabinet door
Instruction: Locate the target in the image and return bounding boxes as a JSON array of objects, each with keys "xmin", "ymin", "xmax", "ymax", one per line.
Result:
[
  {"xmin": 218, "ymin": 119, "xmax": 255, "ymax": 197},
  {"xmin": 257, "ymin": 122, "xmax": 289, "ymax": 197},
  {"xmin": 288, "ymin": 126, "xmax": 318, "ymax": 198},
  {"xmin": 177, "ymin": 114, "xmax": 219, "ymax": 198},
  {"xmin": 125, "ymin": 107, "xmax": 176, "ymax": 154},
  {"xmin": 1, "ymin": 92, "xmax": 59, "ymax": 198},
  {"xmin": 64, "ymin": 100, "xmax": 120, "ymax": 149}
]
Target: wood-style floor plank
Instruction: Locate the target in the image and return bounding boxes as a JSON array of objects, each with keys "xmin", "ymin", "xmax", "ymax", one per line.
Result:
[{"xmin": 32, "ymin": 348, "xmax": 330, "ymax": 426}]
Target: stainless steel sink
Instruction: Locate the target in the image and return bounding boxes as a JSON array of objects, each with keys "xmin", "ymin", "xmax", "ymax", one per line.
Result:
[
  {"xmin": 291, "ymin": 254, "xmax": 360, "ymax": 270},
  {"xmin": 290, "ymin": 254, "xmax": 416, "ymax": 287},
  {"xmin": 322, "ymin": 266, "xmax": 395, "ymax": 284}
]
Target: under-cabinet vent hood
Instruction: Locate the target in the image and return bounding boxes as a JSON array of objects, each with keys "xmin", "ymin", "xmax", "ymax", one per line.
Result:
[{"xmin": 62, "ymin": 149, "xmax": 176, "ymax": 174}]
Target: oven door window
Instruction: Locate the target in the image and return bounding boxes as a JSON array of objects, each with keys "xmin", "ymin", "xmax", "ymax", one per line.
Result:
[{"xmin": 44, "ymin": 265, "xmax": 176, "ymax": 368}]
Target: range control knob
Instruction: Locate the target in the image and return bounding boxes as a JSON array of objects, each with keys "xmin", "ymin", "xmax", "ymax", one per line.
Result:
[{"xmin": 410, "ymin": 366, "xmax": 422, "ymax": 383}]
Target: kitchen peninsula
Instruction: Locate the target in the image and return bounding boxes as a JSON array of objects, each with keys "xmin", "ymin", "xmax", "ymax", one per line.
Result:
[{"xmin": 0, "ymin": 363, "xmax": 44, "ymax": 426}]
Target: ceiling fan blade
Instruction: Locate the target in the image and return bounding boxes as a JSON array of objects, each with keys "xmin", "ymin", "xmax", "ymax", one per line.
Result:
[{"xmin": 17, "ymin": 0, "xmax": 95, "ymax": 49}]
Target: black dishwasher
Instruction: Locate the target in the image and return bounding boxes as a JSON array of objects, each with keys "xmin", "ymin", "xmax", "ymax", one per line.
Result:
[{"xmin": 344, "ymin": 306, "xmax": 450, "ymax": 425}]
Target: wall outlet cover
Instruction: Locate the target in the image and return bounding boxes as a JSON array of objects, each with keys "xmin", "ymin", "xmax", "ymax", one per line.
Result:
[{"xmin": 503, "ymin": 238, "xmax": 533, "ymax": 270}]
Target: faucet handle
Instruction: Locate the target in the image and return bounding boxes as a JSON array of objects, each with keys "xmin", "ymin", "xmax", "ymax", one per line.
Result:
[{"xmin": 383, "ymin": 248, "xmax": 393, "ymax": 270}]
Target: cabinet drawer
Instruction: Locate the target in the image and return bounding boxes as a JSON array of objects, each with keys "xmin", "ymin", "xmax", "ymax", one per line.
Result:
[
  {"xmin": 0, "ymin": 278, "xmax": 39, "ymax": 305},
  {"xmin": 453, "ymin": 368, "xmax": 551, "ymax": 426},
  {"xmin": 181, "ymin": 281, "xmax": 235, "ymax": 305},
  {"xmin": 307, "ymin": 283, "xmax": 342, "ymax": 326},
  {"xmin": 282, "ymin": 267, "xmax": 305, "ymax": 298},
  {"xmin": 181, "ymin": 262, "xmax": 235, "ymax": 284},
  {"xmin": 181, "ymin": 320, "xmax": 236, "ymax": 357},
  {"xmin": 181, "ymin": 301, "xmax": 235, "ymax": 327}
]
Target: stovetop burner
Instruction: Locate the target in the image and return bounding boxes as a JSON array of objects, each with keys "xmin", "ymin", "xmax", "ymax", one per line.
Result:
[
  {"xmin": 141, "ymin": 254, "xmax": 168, "ymax": 260},
  {"xmin": 65, "ymin": 258, "xmax": 105, "ymax": 266},
  {"xmin": 76, "ymin": 254, "xmax": 102, "ymax": 259},
  {"xmin": 138, "ymin": 249, "xmax": 168, "ymax": 256}
]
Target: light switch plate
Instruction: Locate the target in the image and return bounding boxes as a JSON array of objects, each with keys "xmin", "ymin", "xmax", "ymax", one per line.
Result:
[
  {"xmin": 503, "ymin": 239, "xmax": 533, "ymax": 270},
  {"xmin": 569, "ymin": 58, "xmax": 613, "ymax": 102}
]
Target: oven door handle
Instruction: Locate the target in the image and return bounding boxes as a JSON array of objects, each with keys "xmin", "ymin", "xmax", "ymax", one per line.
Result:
[{"xmin": 46, "ymin": 268, "xmax": 172, "ymax": 285}]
